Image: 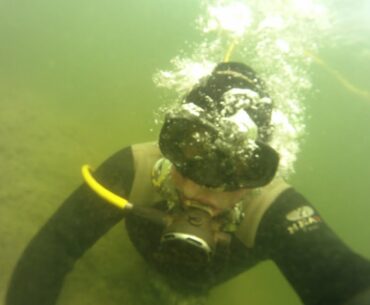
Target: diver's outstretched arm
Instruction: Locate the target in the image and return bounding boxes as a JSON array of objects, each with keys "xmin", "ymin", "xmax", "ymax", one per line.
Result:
[
  {"xmin": 255, "ymin": 188, "xmax": 370, "ymax": 305},
  {"xmin": 5, "ymin": 146, "xmax": 135, "ymax": 305}
]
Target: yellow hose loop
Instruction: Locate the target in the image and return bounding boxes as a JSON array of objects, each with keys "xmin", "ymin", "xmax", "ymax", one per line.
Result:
[{"xmin": 81, "ymin": 164, "xmax": 132, "ymax": 210}]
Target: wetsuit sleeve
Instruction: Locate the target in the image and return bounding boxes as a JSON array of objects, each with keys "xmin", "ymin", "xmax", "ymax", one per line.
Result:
[
  {"xmin": 5, "ymin": 146, "xmax": 135, "ymax": 305},
  {"xmin": 255, "ymin": 188, "xmax": 370, "ymax": 305}
]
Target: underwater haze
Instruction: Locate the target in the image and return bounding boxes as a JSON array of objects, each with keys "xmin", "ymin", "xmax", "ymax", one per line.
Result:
[{"xmin": 1, "ymin": 0, "xmax": 370, "ymax": 304}]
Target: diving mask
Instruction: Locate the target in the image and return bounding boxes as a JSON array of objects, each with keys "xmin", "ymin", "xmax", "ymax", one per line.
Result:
[{"xmin": 159, "ymin": 102, "xmax": 279, "ymax": 190}]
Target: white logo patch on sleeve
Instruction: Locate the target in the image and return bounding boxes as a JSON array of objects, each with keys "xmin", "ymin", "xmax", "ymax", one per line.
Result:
[
  {"xmin": 286, "ymin": 206, "xmax": 314, "ymax": 221},
  {"xmin": 285, "ymin": 205, "xmax": 322, "ymax": 235}
]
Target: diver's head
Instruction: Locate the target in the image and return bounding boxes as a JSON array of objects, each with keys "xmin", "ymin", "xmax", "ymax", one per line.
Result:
[{"xmin": 159, "ymin": 62, "xmax": 279, "ymax": 191}]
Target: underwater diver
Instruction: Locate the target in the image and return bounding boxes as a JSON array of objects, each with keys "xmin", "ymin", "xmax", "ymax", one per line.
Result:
[{"xmin": 6, "ymin": 62, "xmax": 370, "ymax": 305}]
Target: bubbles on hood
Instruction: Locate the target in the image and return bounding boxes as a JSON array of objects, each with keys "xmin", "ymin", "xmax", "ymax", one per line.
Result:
[
  {"xmin": 182, "ymin": 102, "xmax": 205, "ymax": 117},
  {"xmin": 154, "ymin": 0, "xmax": 334, "ymax": 179},
  {"xmin": 222, "ymin": 108, "xmax": 258, "ymax": 141},
  {"xmin": 221, "ymin": 88, "xmax": 258, "ymax": 110},
  {"xmin": 220, "ymin": 88, "xmax": 272, "ymax": 115}
]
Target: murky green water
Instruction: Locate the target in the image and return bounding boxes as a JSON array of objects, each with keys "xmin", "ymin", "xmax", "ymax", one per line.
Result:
[{"xmin": 1, "ymin": 1, "xmax": 369, "ymax": 304}]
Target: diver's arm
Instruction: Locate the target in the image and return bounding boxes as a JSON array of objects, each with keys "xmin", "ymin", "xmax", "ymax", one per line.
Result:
[
  {"xmin": 5, "ymin": 146, "xmax": 135, "ymax": 305},
  {"xmin": 255, "ymin": 188, "xmax": 370, "ymax": 305}
]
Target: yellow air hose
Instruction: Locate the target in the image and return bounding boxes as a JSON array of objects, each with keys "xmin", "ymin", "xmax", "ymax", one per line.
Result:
[
  {"xmin": 223, "ymin": 42, "xmax": 370, "ymax": 101},
  {"xmin": 81, "ymin": 165, "xmax": 133, "ymax": 210},
  {"xmin": 223, "ymin": 40, "xmax": 238, "ymax": 62},
  {"xmin": 306, "ymin": 51, "xmax": 370, "ymax": 101}
]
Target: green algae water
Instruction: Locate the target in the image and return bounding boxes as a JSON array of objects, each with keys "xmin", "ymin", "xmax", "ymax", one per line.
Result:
[{"xmin": 1, "ymin": 1, "xmax": 369, "ymax": 304}]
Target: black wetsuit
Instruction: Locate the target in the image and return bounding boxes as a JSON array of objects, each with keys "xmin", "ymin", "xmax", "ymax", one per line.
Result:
[{"xmin": 5, "ymin": 145, "xmax": 370, "ymax": 305}]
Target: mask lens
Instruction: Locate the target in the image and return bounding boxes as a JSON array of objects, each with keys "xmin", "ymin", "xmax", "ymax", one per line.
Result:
[
  {"xmin": 230, "ymin": 143, "xmax": 279, "ymax": 188},
  {"xmin": 159, "ymin": 117, "xmax": 227, "ymax": 188}
]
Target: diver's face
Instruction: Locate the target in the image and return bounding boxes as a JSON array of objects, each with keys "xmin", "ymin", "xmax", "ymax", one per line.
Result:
[{"xmin": 171, "ymin": 167, "xmax": 249, "ymax": 216}]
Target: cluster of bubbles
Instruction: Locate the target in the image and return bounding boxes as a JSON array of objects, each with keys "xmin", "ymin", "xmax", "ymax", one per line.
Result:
[{"xmin": 153, "ymin": 0, "xmax": 333, "ymax": 178}]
